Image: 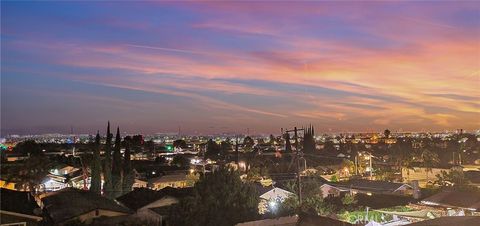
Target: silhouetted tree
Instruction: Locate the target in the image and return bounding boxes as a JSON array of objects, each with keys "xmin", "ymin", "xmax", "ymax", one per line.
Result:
[
  {"xmin": 243, "ymin": 136, "xmax": 255, "ymax": 152},
  {"xmin": 172, "ymin": 155, "xmax": 190, "ymax": 168},
  {"xmin": 122, "ymin": 136, "xmax": 134, "ymax": 195},
  {"xmin": 420, "ymin": 148, "xmax": 440, "ymax": 184},
  {"xmin": 3, "ymin": 154, "xmax": 52, "ymax": 193},
  {"xmin": 303, "ymin": 125, "xmax": 316, "ymax": 153},
  {"xmin": 435, "ymin": 170, "xmax": 469, "ymax": 188},
  {"xmin": 384, "ymin": 129, "xmax": 391, "ymax": 138},
  {"xmin": 103, "ymin": 122, "xmax": 113, "ymax": 198},
  {"xmin": 284, "ymin": 133, "xmax": 292, "ymax": 153},
  {"xmin": 269, "ymin": 134, "xmax": 276, "ymax": 145},
  {"xmin": 89, "ymin": 131, "xmax": 102, "ymax": 194},
  {"xmin": 173, "ymin": 139, "xmax": 187, "ymax": 148},
  {"xmin": 220, "ymin": 139, "xmax": 232, "ymax": 157},
  {"xmin": 131, "ymin": 135, "xmax": 144, "ymax": 151},
  {"xmin": 169, "ymin": 167, "xmax": 259, "ymax": 226},
  {"xmin": 205, "ymin": 139, "xmax": 220, "ymax": 159},
  {"xmin": 13, "ymin": 140, "xmax": 42, "ymax": 156},
  {"xmin": 145, "ymin": 140, "xmax": 155, "ymax": 153},
  {"xmin": 111, "ymin": 127, "xmax": 123, "ymax": 198}
]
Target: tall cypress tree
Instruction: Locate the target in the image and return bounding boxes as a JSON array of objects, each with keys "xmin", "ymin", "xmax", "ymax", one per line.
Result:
[
  {"xmin": 103, "ymin": 122, "xmax": 113, "ymax": 198},
  {"xmin": 284, "ymin": 133, "xmax": 292, "ymax": 153},
  {"xmin": 111, "ymin": 127, "xmax": 123, "ymax": 198},
  {"xmin": 303, "ymin": 125, "xmax": 316, "ymax": 153},
  {"xmin": 89, "ymin": 131, "xmax": 102, "ymax": 194},
  {"xmin": 122, "ymin": 136, "xmax": 134, "ymax": 195}
]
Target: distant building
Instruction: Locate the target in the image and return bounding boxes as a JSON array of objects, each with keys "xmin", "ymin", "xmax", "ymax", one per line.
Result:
[{"xmin": 0, "ymin": 188, "xmax": 43, "ymax": 226}]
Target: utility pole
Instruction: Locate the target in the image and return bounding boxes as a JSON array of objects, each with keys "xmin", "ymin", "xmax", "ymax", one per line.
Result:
[
  {"xmin": 369, "ymin": 153, "xmax": 373, "ymax": 180},
  {"xmin": 355, "ymin": 155, "xmax": 358, "ymax": 175},
  {"xmin": 284, "ymin": 126, "xmax": 305, "ymax": 204},
  {"xmin": 235, "ymin": 136, "xmax": 239, "ymax": 164},
  {"xmin": 294, "ymin": 127, "xmax": 302, "ymax": 204}
]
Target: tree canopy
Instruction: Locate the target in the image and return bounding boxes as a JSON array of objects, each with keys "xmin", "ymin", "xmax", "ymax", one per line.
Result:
[{"xmin": 169, "ymin": 167, "xmax": 259, "ymax": 226}]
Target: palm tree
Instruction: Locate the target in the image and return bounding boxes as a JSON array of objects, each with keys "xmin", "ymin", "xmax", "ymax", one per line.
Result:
[{"xmin": 419, "ymin": 148, "xmax": 440, "ymax": 184}]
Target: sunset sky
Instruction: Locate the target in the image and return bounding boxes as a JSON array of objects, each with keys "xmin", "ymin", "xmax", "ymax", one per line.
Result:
[{"xmin": 1, "ymin": 2, "xmax": 479, "ymax": 135}]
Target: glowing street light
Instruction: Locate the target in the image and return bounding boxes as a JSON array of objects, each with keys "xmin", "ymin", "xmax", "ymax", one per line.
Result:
[{"xmin": 269, "ymin": 200, "xmax": 277, "ymax": 212}]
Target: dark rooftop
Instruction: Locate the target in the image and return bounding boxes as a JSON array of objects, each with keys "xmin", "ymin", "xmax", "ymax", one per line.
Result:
[
  {"xmin": 333, "ymin": 179, "xmax": 411, "ymax": 193},
  {"xmin": 421, "ymin": 190, "xmax": 480, "ymax": 210},
  {"xmin": 0, "ymin": 188, "xmax": 41, "ymax": 216},
  {"xmin": 116, "ymin": 187, "xmax": 193, "ymax": 211},
  {"xmin": 298, "ymin": 213, "xmax": 359, "ymax": 226},
  {"xmin": 406, "ymin": 216, "xmax": 480, "ymax": 226},
  {"xmin": 116, "ymin": 187, "xmax": 167, "ymax": 211},
  {"xmin": 42, "ymin": 188, "xmax": 131, "ymax": 223}
]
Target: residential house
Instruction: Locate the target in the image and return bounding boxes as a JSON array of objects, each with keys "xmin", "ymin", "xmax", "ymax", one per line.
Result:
[
  {"xmin": 415, "ymin": 190, "xmax": 480, "ymax": 216},
  {"xmin": 254, "ymin": 184, "xmax": 294, "ymax": 214},
  {"xmin": 116, "ymin": 187, "xmax": 192, "ymax": 226},
  {"xmin": 319, "ymin": 179, "xmax": 415, "ymax": 198},
  {"xmin": 0, "ymin": 188, "xmax": 43, "ymax": 226},
  {"xmin": 43, "ymin": 164, "xmax": 87, "ymax": 191},
  {"xmin": 132, "ymin": 178, "xmax": 148, "ymax": 188},
  {"xmin": 41, "ymin": 188, "xmax": 131, "ymax": 225},
  {"xmin": 402, "ymin": 165, "xmax": 463, "ymax": 188},
  {"xmin": 148, "ymin": 174, "xmax": 189, "ymax": 190}
]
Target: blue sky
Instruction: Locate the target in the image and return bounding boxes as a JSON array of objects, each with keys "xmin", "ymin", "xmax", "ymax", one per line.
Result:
[{"xmin": 1, "ymin": 1, "xmax": 479, "ymax": 135}]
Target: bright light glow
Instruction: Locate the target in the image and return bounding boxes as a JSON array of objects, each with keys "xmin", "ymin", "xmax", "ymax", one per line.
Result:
[
  {"xmin": 238, "ymin": 161, "xmax": 246, "ymax": 170},
  {"xmin": 269, "ymin": 200, "xmax": 277, "ymax": 210},
  {"xmin": 190, "ymin": 158, "xmax": 201, "ymax": 164}
]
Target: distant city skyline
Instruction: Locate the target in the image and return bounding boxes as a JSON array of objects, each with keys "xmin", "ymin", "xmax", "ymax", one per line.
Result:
[{"xmin": 2, "ymin": 2, "xmax": 479, "ymax": 135}]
